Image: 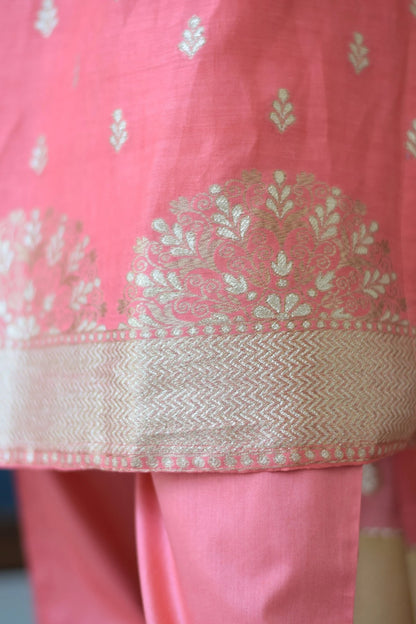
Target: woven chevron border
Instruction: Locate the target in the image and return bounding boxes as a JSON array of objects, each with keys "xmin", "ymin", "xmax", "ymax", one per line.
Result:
[{"xmin": 0, "ymin": 328, "xmax": 415, "ymax": 472}]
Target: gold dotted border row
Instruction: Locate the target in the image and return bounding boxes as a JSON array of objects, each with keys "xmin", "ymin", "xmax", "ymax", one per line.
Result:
[{"xmin": 0, "ymin": 440, "xmax": 409, "ymax": 472}]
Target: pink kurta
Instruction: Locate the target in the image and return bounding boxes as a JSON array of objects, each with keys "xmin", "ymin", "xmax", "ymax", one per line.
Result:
[
  {"xmin": 2, "ymin": 3, "xmax": 416, "ymax": 622},
  {"xmin": 0, "ymin": 1, "xmax": 416, "ymax": 473}
]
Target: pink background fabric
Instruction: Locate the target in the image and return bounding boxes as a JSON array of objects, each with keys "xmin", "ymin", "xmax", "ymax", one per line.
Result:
[
  {"xmin": 16, "ymin": 466, "xmax": 363, "ymax": 623},
  {"xmin": 1, "ymin": 0, "xmax": 415, "ymax": 324},
  {"xmin": 2, "ymin": 3, "xmax": 415, "ymax": 621},
  {"xmin": 0, "ymin": 0, "xmax": 416, "ymax": 472}
]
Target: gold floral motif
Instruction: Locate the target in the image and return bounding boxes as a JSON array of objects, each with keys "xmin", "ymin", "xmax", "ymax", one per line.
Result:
[
  {"xmin": 410, "ymin": 0, "xmax": 416, "ymax": 17},
  {"xmin": 120, "ymin": 169, "xmax": 407, "ymax": 333},
  {"xmin": 110, "ymin": 109, "xmax": 128, "ymax": 152},
  {"xmin": 270, "ymin": 89, "xmax": 296, "ymax": 133},
  {"xmin": 0, "ymin": 209, "xmax": 106, "ymax": 341},
  {"xmin": 178, "ymin": 15, "xmax": 206, "ymax": 58},
  {"xmin": 348, "ymin": 32, "xmax": 369, "ymax": 74},
  {"xmin": 34, "ymin": 0, "xmax": 58, "ymax": 38}
]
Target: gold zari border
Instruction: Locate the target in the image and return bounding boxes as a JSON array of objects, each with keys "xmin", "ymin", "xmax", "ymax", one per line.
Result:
[{"xmin": 0, "ymin": 329, "xmax": 415, "ymax": 472}]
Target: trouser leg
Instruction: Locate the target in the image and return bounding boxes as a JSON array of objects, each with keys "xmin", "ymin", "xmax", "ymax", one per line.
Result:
[
  {"xmin": 16, "ymin": 470, "xmax": 145, "ymax": 624},
  {"xmin": 135, "ymin": 467, "xmax": 363, "ymax": 624}
]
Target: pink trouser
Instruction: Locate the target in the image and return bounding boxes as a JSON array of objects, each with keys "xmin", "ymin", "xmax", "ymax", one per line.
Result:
[{"xmin": 16, "ymin": 467, "xmax": 363, "ymax": 623}]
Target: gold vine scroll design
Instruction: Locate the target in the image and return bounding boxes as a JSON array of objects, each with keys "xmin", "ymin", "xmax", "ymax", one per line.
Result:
[{"xmin": 119, "ymin": 170, "xmax": 406, "ymax": 331}]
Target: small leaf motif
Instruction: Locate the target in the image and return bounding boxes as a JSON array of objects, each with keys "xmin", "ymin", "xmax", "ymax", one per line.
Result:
[
  {"xmin": 348, "ymin": 32, "xmax": 369, "ymax": 74},
  {"xmin": 270, "ymin": 89, "xmax": 296, "ymax": 133},
  {"xmin": 135, "ymin": 273, "xmax": 152, "ymax": 288},
  {"xmin": 213, "ymin": 196, "xmax": 249, "ymax": 240},
  {"xmin": 153, "ymin": 219, "xmax": 196, "ymax": 256},
  {"xmin": 29, "ymin": 135, "xmax": 48, "ymax": 175},
  {"xmin": 67, "ymin": 237, "xmax": 89, "ymax": 272},
  {"xmin": 351, "ymin": 221, "xmax": 378, "ymax": 254},
  {"xmin": 410, "ymin": 0, "xmax": 416, "ymax": 17},
  {"xmin": 380, "ymin": 307, "xmax": 401, "ymax": 324},
  {"xmin": 34, "ymin": 0, "xmax": 58, "ymax": 38},
  {"xmin": 316, "ymin": 272, "xmax": 334, "ymax": 292},
  {"xmin": 45, "ymin": 224, "xmax": 65, "ymax": 266},
  {"xmin": 309, "ymin": 196, "xmax": 340, "ymax": 240},
  {"xmin": 351, "ymin": 221, "xmax": 378, "ymax": 255},
  {"xmin": 134, "ymin": 270, "xmax": 183, "ymax": 305},
  {"xmin": 24, "ymin": 210, "xmax": 42, "ymax": 249},
  {"xmin": 70, "ymin": 280, "xmax": 94, "ymax": 310},
  {"xmin": 272, "ymin": 251, "xmax": 292, "ymax": 277},
  {"xmin": 254, "ymin": 293, "xmax": 311, "ymax": 320},
  {"xmin": 152, "ymin": 219, "xmax": 169, "ymax": 234},
  {"xmin": 223, "ymin": 274, "xmax": 248, "ymax": 295},
  {"xmin": 266, "ymin": 170, "xmax": 293, "ymax": 219},
  {"xmin": 110, "ymin": 109, "xmax": 128, "ymax": 152},
  {"xmin": 363, "ymin": 270, "xmax": 394, "ymax": 298},
  {"xmin": 178, "ymin": 15, "xmax": 206, "ymax": 58},
  {"xmin": 406, "ymin": 119, "xmax": 416, "ymax": 158}
]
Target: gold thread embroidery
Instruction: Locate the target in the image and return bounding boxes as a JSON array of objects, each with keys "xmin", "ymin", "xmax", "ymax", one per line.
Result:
[
  {"xmin": 34, "ymin": 0, "xmax": 58, "ymax": 38},
  {"xmin": 0, "ymin": 330, "xmax": 414, "ymax": 470},
  {"xmin": 1, "ymin": 167, "xmax": 414, "ymax": 471},
  {"xmin": 406, "ymin": 119, "xmax": 416, "ymax": 158},
  {"xmin": 29, "ymin": 135, "xmax": 48, "ymax": 175},
  {"xmin": 0, "ymin": 209, "xmax": 106, "ymax": 340},
  {"xmin": 178, "ymin": 16, "xmax": 206, "ymax": 58},
  {"xmin": 110, "ymin": 109, "xmax": 128, "ymax": 152},
  {"xmin": 270, "ymin": 89, "xmax": 296, "ymax": 133},
  {"xmin": 348, "ymin": 32, "xmax": 369, "ymax": 74},
  {"xmin": 120, "ymin": 169, "xmax": 407, "ymax": 334}
]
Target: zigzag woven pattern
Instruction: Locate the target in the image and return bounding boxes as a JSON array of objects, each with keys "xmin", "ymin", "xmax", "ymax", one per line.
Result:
[{"xmin": 0, "ymin": 328, "xmax": 415, "ymax": 471}]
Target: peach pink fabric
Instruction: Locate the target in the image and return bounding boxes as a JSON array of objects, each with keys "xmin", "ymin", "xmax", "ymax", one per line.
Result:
[
  {"xmin": 16, "ymin": 467, "xmax": 363, "ymax": 624},
  {"xmin": 0, "ymin": 0, "xmax": 416, "ymax": 473},
  {"xmin": 2, "ymin": 2, "xmax": 416, "ymax": 621}
]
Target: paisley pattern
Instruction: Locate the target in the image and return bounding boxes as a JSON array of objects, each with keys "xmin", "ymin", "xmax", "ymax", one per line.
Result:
[
  {"xmin": 0, "ymin": 209, "xmax": 106, "ymax": 342},
  {"xmin": 120, "ymin": 169, "xmax": 406, "ymax": 337}
]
